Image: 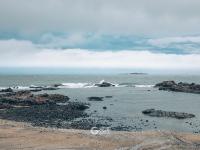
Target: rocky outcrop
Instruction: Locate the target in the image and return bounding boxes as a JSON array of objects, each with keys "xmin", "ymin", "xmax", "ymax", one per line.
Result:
[
  {"xmin": 0, "ymin": 88, "xmax": 13, "ymax": 93},
  {"xmin": 0, "ymin": 91, "xmax": 69, "ymax": 106},
  {"xmin": 155, "ymin": 81, "xmax": 200, "ymax": 94},
  {"xmin": 95, "ymin": 80, "xmax": 115, "ymax": 87},
  {"xmin": 88, "ymin": 96, "xmax": 104, "ymax": 101},
  {"xmin": 30, "ymin": 86, "xmax": 58, "ymax": 91},
  {"xmin": 142, "ymin": 109, "xmax": 195, "ymax": 119}
]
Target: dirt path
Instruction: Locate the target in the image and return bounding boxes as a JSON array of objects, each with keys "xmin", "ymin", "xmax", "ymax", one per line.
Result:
[{"xmin": 0, "ymin": 119, "xmax": 200, "ymax": 150}]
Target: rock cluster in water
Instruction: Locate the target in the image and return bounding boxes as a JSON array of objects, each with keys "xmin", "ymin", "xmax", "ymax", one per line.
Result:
[
  {"xmin": 142, "ymin": 109, "xmax": 195, "ymax": 119},
  {"xmin": 0, "ymin": 90, "xmax": 69, "ymax": 106},
  {"xmin": 0, "ymin": 88, "xmax": 13, "ymax": 93},
  {"xmin": 155, "ymin": 81, "xmax": 200, "ymax": 94}
]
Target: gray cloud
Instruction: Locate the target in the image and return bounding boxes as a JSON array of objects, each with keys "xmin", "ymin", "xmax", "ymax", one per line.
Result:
[{"xmin": 1, "ymin": 0, "xmax": 200, "ymax": 36}]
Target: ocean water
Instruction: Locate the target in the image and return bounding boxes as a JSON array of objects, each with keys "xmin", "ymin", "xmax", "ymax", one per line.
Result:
[{"xmin": 0, "ymin": 74, "xmax": 200, "ymax": 133}]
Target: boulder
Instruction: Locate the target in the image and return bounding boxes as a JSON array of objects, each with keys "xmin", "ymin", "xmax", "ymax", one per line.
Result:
[
  {"xmin": 95, "ymin": 80, "xmax": 115, "ymax": 87},
  {"xmin": 88, "ymin": 96, "xmax": 104, "ymax": 101},
  {"xmin": 142, "ymin": 109, "xmax": 195, "ymax": 119},
  {"xmin": 103, "ymin": 106, "xmax": 107, "ymax": 109}
]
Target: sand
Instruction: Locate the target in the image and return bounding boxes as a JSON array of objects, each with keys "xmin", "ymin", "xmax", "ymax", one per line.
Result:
[{"xmin": 0, "ymin": 119, "xmax": 200, "ymax": 150}]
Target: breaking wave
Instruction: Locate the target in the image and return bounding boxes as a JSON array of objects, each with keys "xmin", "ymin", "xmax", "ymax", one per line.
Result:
[{"xmin": 0, "ymin": 81, "xmax": 155, "ymax": 90}]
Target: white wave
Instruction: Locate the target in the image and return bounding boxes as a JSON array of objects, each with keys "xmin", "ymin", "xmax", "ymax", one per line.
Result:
[
  {"xmin": 59, "ymin": 83, "xmax": 96, "ymax": 88},
  {"xmin": 135, "ymin": 84, "xmax": 154, "ymax": 88},
  {"xmin": 0, "ymin": 86, "xmax": 30, "ymax": 90},
  {"xmin": 115, "ymin": 84, "xmax": 127, "ymax": 87},
  {"xmin": 0, "ymin": 87, "xmax": 7, "ymax": 90}
]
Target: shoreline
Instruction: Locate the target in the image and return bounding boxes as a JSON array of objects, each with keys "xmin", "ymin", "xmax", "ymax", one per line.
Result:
[{"xmin": 0, "ymin": 119, "xmax": 200, "ymax": 150}]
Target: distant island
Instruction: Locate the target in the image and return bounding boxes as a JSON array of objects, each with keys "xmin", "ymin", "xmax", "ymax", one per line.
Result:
[{"xmin": 129, "ymin": 73, "xmax": 148, "ymax": 75}]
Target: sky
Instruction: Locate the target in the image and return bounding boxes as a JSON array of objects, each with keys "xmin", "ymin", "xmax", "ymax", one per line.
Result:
[{"xmin": 1, "ymin": 0, "xmax": 200, "ymax": 74}]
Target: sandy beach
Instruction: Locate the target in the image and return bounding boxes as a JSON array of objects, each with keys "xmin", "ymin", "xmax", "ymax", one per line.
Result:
[{"xmin": 0, "ymin": 119, "xmax": 200, "ymax": 150}]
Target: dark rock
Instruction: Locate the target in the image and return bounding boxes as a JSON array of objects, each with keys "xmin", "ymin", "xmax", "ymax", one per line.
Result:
[
  {"xmin": 0, "ymin": 88, "xmax": 13, "ymax": 93},
  {"xmin": 155, "ymin": 81, "xmax": 200, "ymax": 94},
  {"xmin": 53, "ymin": 84, "xmax": 63, "ymax": 87},
  {"xmin": 30, "ymin": 85, "xmax": 59, "ymax": 91},
  {"xmin": 155, "ymin": 81, "xmax": 176, "ymax": 88},
  {"xmin": 0, "ymin": 102, "xmax": 90, "ymax": 128},
  {"xmin": 95, "ymin": 81, "xmax": 115, "ymax": 87},
  {"xmin": 142, "ymin": 109, "xmax": 195, "ymax": 119},
  {"xmin": 88, "ymin": 96, "xmax": 104, "ymax": 101},
  {"xmin": 29, "ymin": 89, "xmax": 42, "ymax": 92},
  {"xmin": 103, "ymin": 106, "xmax": 107, "ymax": 109},
  {"xmin": 105, "ymin": 96, "xmax": 113, "ymax": 98},
  {"xmin": 70, "ymin": 119, "xmax": 110, "ymax": 130},
  {"xmin": 42, "ymin": 87, "xmax": 58, "ymax": 91},
  {"xmin": 0, "ymin": 91, "xmax": 69, "ymax": 106}
]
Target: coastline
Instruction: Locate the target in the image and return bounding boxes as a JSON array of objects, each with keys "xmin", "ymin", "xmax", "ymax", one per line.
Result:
[{"xmin": 0, "ymin": 119, "xmax": 200, "ymax": 150}]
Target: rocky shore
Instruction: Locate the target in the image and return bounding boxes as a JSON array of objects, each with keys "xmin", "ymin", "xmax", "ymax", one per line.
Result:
[
  {"xmin": 155, "ymin": 80, "xmax": 200, "ymax": 94},
  {"xmin": 0, "ymin": 80, "xmax": 199, "ymax": 132},
  {"xmin": 0, "ymin": 90, "xmax": 91, "ymax": 129}
]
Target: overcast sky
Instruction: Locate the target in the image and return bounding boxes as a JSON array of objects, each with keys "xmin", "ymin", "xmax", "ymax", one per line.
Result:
[{"xmin": 0, "ymin": 0, "xmax": 200, "ymax": 74}]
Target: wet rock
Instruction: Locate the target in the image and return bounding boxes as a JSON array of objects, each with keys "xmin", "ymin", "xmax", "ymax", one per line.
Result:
[
  {"xmin": 88, "ymin": 96, "xmax": 104, "ymax": 101},
  {"xmin": 95, "ymin": 81, "xmax": 115, "ymax": 87},
  {"xmin": 42, "ymin": 87, "xmax": 58, "ymax": 91},
  {"xmin": 155, "ymin": 81, "xmax": 200, "ymax": 94},
  {"xmin": 103, "ymin": 106, "xmax": 107, "ymax": 109},
  {"xmin": 105, "ymin": 96, "xmax": 113, "ymax": 98},
  {"xmin": 142, "ymin": 109, "xmax": 195, "ymax": 119},
  {"xmin": 0, "ymin": 88, "xmax": 13, "ymax": 93},
  {"xmin": 52, "ymin": 83, "xmax": 63, "ymax": 87},
  {"xmin": 29, "ymin": 89, "xmax": 42, "ymax": 92},
  {"xmin": 30, "ymin": 85, "xmax": 59, "ymax": 91}
]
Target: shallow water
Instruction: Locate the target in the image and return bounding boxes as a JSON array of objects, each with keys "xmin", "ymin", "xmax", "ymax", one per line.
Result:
[{"xmin": 0, "ymin": 74, "xmax": 200, "ymax": 133}]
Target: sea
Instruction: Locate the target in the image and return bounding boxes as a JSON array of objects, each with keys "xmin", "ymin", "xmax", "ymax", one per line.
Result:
[{"xmin": 0, "ymin": 74, "xmax": 200, "ymax": 133}]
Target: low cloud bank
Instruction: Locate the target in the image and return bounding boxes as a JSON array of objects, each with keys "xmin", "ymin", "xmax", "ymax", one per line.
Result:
[{"xmin": 0, "ymin": 39, "xmax": 200, "ymax": 73}]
